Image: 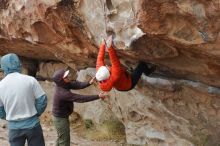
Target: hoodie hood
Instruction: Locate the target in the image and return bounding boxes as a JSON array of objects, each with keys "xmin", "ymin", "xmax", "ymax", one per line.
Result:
[
  {"xmin": 52, "ymin": 69, "xmax": 71, "ymax": 88},
  {"xmin": 0, "ymin": 53, "xmax": 21, "ymax": 75}
]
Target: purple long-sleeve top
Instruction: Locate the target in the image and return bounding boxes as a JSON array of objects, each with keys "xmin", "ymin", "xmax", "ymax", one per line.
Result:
[{"xmin": 52, "ymin": 69, "xmax": 99, "ymax": 118}]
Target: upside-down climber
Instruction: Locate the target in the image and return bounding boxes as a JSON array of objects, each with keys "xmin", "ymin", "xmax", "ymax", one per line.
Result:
[{"xmin": 95, "ymin": 35, "xmax": 157, "ymax": 92}]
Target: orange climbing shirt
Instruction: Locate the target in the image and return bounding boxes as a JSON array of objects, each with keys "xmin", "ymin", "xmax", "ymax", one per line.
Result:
[{"xmin": 96, "ymin": 43, "xmax": 132, "ymax": 91}]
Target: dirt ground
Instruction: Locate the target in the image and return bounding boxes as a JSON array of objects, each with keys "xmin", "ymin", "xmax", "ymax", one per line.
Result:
[{"xmin": 0, "ymin": 122, "xmax": 125, "ymax": 146}]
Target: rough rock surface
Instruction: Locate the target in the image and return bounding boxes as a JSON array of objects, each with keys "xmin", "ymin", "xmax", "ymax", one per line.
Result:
[
  {"xmin": 0, "ymin": 0, "xmax": 220, "ymax": 145},
  {"xmin": 73, "ymin": 68, "xmax": 220, "ymax": 146},
  {"xmin": 1, "ymin": 0, "xmax": 220, "ymax": 85}
]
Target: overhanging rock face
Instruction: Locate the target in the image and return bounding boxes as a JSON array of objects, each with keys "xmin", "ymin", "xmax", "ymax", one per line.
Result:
[
  {"xmin": 76, "ymin": 0, "xmax": 220, "ymax": 87},
  {"xmin": 0, "ymin": 0, "xmax": 219, "ymax": 86},
  {"xmin": 0, "ymin": 0, "xmax": 220, "ymax": 145}
]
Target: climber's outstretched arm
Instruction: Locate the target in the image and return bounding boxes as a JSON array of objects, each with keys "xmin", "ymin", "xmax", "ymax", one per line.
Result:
[{"xmin": 96, "ymin": 40, "xmax": 106, "ymax": 71}]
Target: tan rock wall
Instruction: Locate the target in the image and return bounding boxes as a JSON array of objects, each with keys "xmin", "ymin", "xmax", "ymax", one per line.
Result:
[{"xmin": 0, "ymin": 0, "xmax": 220, "ymax": 145}]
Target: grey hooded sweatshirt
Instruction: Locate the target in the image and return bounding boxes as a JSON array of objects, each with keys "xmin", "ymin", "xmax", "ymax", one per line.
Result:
[{"xmin": 52, "ymin": 69, "xmax": 99, "ymax": 118}]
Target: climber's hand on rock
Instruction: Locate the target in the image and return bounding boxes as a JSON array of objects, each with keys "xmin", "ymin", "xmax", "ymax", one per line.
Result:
[
  {"xmin": 106, "ymin": 35, "xmax": 113, "ymax": 49},
  {"xmin": 101, "ymin": 37, "xmax": 106, "ymax": 46}
]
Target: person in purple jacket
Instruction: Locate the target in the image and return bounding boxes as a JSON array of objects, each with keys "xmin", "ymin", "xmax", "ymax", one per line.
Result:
[{"xmin": 52, "ymin": 69, "xmax": 107, "ymax": 146}]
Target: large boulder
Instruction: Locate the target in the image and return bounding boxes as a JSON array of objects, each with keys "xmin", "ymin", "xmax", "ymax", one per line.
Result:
[{"xmin": 0, "ymin": 0, "xmax": 220, "ymax": 145}]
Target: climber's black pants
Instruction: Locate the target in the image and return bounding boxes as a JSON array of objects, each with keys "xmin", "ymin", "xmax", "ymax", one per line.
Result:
[{"xmin": 130, "ymin": 62, "xmax": 152, "ymax": 89}]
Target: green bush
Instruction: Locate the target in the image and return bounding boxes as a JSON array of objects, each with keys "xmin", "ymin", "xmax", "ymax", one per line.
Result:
[{"xmin": 84, "ymin": 119, "xmax": 94, "ymax": 129}]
